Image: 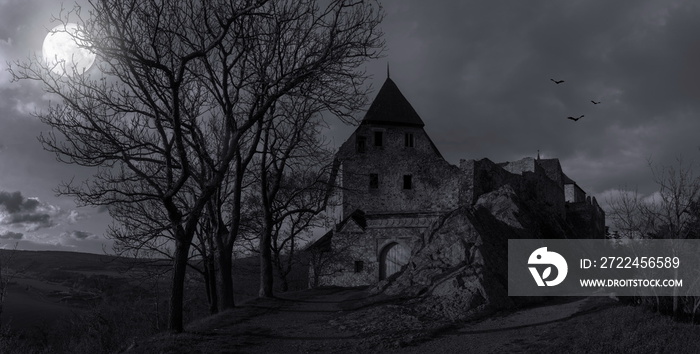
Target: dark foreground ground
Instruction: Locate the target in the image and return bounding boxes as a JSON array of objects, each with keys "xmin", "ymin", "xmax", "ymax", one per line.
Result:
[
  {"xmin": 4, "ymin": 250, "xmax": 700, "ymax": 353},
  {"xmin": 126, "ymin": 287, "xmax": 700, "ymax": 354}
]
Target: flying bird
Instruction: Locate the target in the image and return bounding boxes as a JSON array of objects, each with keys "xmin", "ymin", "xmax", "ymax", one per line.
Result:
[
  {"xmin": 550, "ymin": 79, "xmax": 565, "ymax": 84},
  {"xmin": 567, "ymin": 115, "xmax": 584, "ymax": 121},
  {"xmin": 591, "ymin": 100, "xmax": 601, "ymax": 104}
]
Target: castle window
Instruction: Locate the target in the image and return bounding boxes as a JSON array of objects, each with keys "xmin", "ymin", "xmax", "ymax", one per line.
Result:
[
  {"xmin": 354, "ymin": 260, "xmax": 364, "ymax": 273},
  {"xmin": 356, "ymin": 136, "xmax": 366, "ymax": 153},
  {"xmin": 405, "ymin": 133, "xmax": 414, "ymax": 147},
  {"xmin": 369, "ymin": 173, "xmax": 379, "ymax": 189},
  {"xmin": 374, "ymin": 131, "xmax": 383, "ymax": 147},
  {"xmin": 403, "ymin": 175, "xmax": 412, "ymax": 190}
]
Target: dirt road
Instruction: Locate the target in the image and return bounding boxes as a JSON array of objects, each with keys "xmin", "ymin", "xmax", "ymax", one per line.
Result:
[{"xmin": 129, "ymin": 287, "xmax": 616, "ymax": 354}]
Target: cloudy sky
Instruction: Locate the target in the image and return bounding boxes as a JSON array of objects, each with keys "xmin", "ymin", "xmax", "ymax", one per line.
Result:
[{"xmin": 1, "ymin": 0, "xmax": 699, "ymax": 253}]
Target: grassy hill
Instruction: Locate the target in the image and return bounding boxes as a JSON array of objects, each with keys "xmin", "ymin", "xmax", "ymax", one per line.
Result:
[
  {"xmin": 0, "ymin": 249, "xmax": 310, "ymax": 330},
  {"xmin": 1, "ymin": 250, "xmax": 156, "ymax": 331}
]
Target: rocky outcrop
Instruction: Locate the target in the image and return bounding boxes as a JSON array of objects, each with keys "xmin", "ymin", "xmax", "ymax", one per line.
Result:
[{"xmin": 372, "ymin": 184, "xmax": 575, "ymax": 320}]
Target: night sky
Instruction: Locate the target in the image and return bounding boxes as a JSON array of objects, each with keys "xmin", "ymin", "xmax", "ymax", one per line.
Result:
[{"xmin": 1, "ymin": 0, "xmax": 699, "ymax": 253}]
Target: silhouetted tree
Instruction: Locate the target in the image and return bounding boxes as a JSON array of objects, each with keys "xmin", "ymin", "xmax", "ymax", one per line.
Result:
[
  {"xmin": 608, "ymin": 157, "xmax": 700, "ymax": 316},
  {"xmin": 255, "ymin": 95, "xmax": 338, "ymax": 295},
  {"xmin": 10, "ymin": 0, "xmax": 383, "ymax": 331}
]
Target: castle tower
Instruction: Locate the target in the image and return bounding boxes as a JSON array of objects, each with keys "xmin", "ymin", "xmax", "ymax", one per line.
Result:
[{"xmin": 336, "ymin": 77, "xmax": 460, "ymax": 218}]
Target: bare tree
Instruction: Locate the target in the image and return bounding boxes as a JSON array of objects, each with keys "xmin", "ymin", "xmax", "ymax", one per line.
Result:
[
  {"xmin": 191, "ymin": 0, "xmax": 385, "ymax": 303},
  {"xmin": 254, "ymin": 94, "xmax": 338, "ymax": 295},
  {"xmin": 10, "ymin": 0, "xmax": 383, "ymax": 331},
  {"xmin": 608, "ymin": 158, "xmax": 700, "ymax": 239},
  {"xmin": 608, "ymin": 157, "xmax": 700, "ymax": 315}
]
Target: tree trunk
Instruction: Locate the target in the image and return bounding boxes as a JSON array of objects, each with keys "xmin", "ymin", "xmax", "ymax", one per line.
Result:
[
  {"xmin": 259, "ymin": 225, "xmax": 274, "ymax": 297},
  {"xmin": 206, "ymin": 255, "xmax": 219, "ymax": 314},
  {"xmin": 280, "ymin": 276, "xmax": 289, "ymax": 292},
  {"xmin": 169, "ymin": 240, "xmax": 191, "ymax": 332},
  {"xmin": 217, "ymin": 243, "xmax": 235, "ymax": 309},
  {"xmin": 673, "ymin": 267, "xmax": 679, "ymax": 317},
  {"xmin": 274, "ymin": 258, "xmax": 290, "ymax": 292}
]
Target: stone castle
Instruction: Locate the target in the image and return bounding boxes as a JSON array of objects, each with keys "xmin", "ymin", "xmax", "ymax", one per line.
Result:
[{"xmin": 309, "ymin": 76, "xmax": 605, "ymax": 287}]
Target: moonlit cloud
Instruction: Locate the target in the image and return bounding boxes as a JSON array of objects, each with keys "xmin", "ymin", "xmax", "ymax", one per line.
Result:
[{"xmin": 66, "ymin": 209, "xmax": 83, "ymax": 224}]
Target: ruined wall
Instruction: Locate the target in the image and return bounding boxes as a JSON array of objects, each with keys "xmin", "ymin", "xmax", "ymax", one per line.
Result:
[
  {"xmin": 499, "ymin": 157, "xmax": 537, "ymax": 175},
  {"xmin": 338, "ymin": 124, "xmax": 461, "ymax": 217},
  {"xmin": 521, "ymin": 168, "xmax": 566, "ymax": 219},
  {"xmin": 566, "ymin": 196, "xmax": 606, "ymax": 238},
  {"xmin": 461, "ymin": 158, "xmax": 566, "ymax": 219},
  {"xmin": 459, "ymin": 158, "xmax": 517, "ymax": 206},
  {"xmin": 565, "ymin": 183, "xmax": 586, "ymax": 203}
]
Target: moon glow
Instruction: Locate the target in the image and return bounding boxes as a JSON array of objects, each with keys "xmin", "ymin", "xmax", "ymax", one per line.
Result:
[{"xmin": 42, "ymin": 23, "xmax": 95, "ymax": 76}]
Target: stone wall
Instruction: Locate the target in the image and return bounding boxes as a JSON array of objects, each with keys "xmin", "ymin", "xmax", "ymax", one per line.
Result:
[
  {"xmin": 460, "ymin": 158, "xmax": 565, "ymax": 219},
  {"xmin": 459, "ymin": 158, "xmax": 517, "ymax": 206},
  {"xmin": 565, "ymin": 183, "xmax": 586, "ymax": 203},
  {"xmin": 320, "ymin": 227, "xmax": 426, "ymax": 286},
  {"xmin": 520, "ymin": 167, "xmax": 566, "ymax": 219},
  {"xmin": 566, "ymin": 196, "xmax": 606, "ymax": 238},
  {"xmin": 314, "ymin": 231, "xmax": 377, "ymax": 287},
  {"xmin": 499, "ymin": 157, "xmax": 537, "ymax": 175},
  {"xmin": 315, "ymin": 218, "xmax": 434, "ymax": 286},
  {"xmin": 338, "ymin": 124, "xmax": 461, "ymax": 217}
]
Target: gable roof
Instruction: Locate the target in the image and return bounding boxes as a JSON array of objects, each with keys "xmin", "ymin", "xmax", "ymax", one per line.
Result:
[
  {"xmin": 336, "ymin": 209, "xmax": 366, "ymax": 232},
  {"xmin": 304, "ymin": 209, "xmax": 366, "ymax": 252},
  {"xmin": 304, "ymin": 229, "xmax": 333, "ymax": 252},
  {"xmin": 361, "ymin": 78, "xmax": 425, "ymax": 127}
]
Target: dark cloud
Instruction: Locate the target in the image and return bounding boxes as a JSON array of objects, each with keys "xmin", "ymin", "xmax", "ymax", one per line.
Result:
[
  {"xmin": 0, "ymin": 191, "xmax": 39, "ymax": 213},
  {"xmin": 0, "ymin": 190, "xmax": 61, "ymax": 231},
  {"xmin": 68, "ymin": 230, "xmax": 93, "ymax": 240},
  {"xmin": 3, "ymin": 213, "xmax": 52, "ymax": 228},
  {"xmin": 0, "ymin": 230, "xmax": 22, "ymax": 240}
]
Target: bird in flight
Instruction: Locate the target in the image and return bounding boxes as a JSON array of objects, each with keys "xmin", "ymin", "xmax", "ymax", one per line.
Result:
[
  {"xmin": 591, "ymin": 100, "xmax": 601, "ymax": 104},
  {"xmin": 550, "ymin": 79, "xmax": 565, "ymax": 84},
  {"xmin": 567, "ymin": 115, "xmax": 584, "ymax": 121}
]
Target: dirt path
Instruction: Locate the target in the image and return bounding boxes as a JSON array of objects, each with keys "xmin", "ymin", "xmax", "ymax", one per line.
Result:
[
  {"xmin": 386, "ymin": 297, "xmax": 597, "ymax": 354},
  {"xmin": 129, "ymin": 288, "xmax": 617, "ymax": 354}
]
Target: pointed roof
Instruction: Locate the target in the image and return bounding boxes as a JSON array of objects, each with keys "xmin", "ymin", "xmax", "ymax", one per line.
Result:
[{"xmin": 361, "ymin": 78, "xmax": 425, "ymax": 127}]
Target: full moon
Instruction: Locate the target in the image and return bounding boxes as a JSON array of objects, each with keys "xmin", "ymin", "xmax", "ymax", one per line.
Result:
[{"xmin": 42, "ymin": 23, "xmax": 95, "ymax": 76}]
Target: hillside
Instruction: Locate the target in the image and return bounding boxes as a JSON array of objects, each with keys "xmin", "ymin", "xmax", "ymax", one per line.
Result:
[{"xmin": 0, "ymin": 250, "xmax": 156, "ymax": 331}]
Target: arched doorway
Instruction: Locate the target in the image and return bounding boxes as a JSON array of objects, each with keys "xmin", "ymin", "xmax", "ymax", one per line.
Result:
[{"xmin": 379, "ymin": 242, "xmax": 410, "ymax": 280}]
